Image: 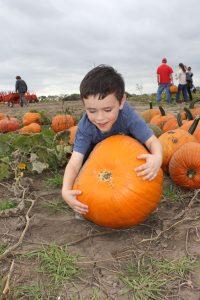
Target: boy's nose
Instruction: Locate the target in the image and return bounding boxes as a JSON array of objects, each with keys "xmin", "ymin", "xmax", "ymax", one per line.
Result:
[{"xmin": 96, "ymin": 111, "xmax": 105, "ymax": 121}]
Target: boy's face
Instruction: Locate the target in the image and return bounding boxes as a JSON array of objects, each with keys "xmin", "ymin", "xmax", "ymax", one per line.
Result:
[{"xmin": 83, "ymin": 93, "xmax": 126, "ymax": 133}]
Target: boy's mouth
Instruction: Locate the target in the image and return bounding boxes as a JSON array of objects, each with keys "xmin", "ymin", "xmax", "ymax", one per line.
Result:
[{"xmin": 97, "ymin": 122, "xmax": 109, "ymax": 128}]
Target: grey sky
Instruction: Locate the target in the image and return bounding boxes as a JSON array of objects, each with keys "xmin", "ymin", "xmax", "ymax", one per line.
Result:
[{"xmin": 0, "ymin": 0, "xmax": 199, "ymax": 96}]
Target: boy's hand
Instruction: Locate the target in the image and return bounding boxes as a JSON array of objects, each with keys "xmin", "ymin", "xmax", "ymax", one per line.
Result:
[
  {"xmin": 134, "ymin": 153, "xmax": 162, "ymax": 181},
  {"xmin": 62, "ymin": 189, "xmax": 88, "ymax": 214}
]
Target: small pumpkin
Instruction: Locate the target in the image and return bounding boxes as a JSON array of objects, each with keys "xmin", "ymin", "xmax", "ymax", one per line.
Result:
[
  {"xmin": 169, "ymin": 142, "xmax": 200, "ymax": 189},
  {"xmin": 23, "ymin": 112, "xmax": 41, "ymax": 126},
  {"xmin": 169, "ymin": 85, "xmax": 178, "ymax": 94},
  {"xmin": 0, "ymin": 116, "xmax": 20, "ymax": 133},
  {"xmin": 150, "ymin": 106, "xmax": 174, "ymax": 129},
  {"xmin": 140, "ymin": 101, "xmax": 160, "ymax": 123},
  {"xmin": 73, "ymin": 135, "xmax": 163, "ymax": 228},
  {"xmin": 19, "ymin": 123, "xmax": 41, "ymax": 134},
  {"xmin": 162, "ymin": 116, "xmax": 178, "ymax": 132},
  {"xmin": 51, "ymin": 114, "xmax": 75, "ymax": 133}
]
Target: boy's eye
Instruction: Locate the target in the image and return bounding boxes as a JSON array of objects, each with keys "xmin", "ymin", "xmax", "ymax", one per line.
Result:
[{"xmin": 104, "ymin": 109, "xmax": 112, "ymax": 112}]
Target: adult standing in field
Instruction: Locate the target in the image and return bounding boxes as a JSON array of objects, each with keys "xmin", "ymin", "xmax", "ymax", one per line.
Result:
[
  {"xmin": 186, "ymin": 66, "xmax": 195, "ymax": 101},
  {"xmin": 175, "ymin": 63, "xmax": 188, "ymax": 104},
  {"xmin": 15, "ymin": 75, "xmax": 28, "ymax": 107},
  {"xmin": 156, "ymin": 58, "xmax": 173, "ymax": 104}
]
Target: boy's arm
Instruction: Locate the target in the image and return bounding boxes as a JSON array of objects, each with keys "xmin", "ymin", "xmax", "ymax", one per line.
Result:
[
  {"xmin": 62, "ymin": 151, "xmax": 88, "ymax": 214},
  {"xmin": 135, "ymin": 135, "xmax": 163, "ymax": 181}
]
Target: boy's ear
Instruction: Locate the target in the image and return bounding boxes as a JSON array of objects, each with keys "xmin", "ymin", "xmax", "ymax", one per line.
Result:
[{"xmin": 119, "ymin": 94, "xmax": 126, "ymax": 110}]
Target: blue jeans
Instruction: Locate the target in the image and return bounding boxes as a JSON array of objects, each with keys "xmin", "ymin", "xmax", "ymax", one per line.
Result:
[
  {"xmin": 176, "ymin": 84, "xmax": 188, "ymax": 102},
  {"xmin": 156, "ymin": 83, "xmax": 171, "ymax": 104},
  {"xmin": 19, "ymin": 93, "xmax": 27, "ymax": 107}
]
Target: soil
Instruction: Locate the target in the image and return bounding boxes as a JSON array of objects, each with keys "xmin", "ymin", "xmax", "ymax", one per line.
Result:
[{"xmin": 0, "ymin": 100, "xmax": 200, "ymax": 299}]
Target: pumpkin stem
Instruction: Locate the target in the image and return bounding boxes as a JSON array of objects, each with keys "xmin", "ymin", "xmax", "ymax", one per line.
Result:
[
  {"xmin": 158, "ymin": 106, "xmax": 166, "ymax": 116},
  {"xmin": 149, "ymin": 101, "xmax": 153, "ymax": 109},
  {"xmin": 177, "ymin": 113, "xmax": 183, "ymax": 127},
  {"xmin": 184, "ymin": 107, "xmax": 193, "ymax": 120},
  {"xmin": 99, "ymin": 170, "xmax": 112, "ymax": 182},
  {"xmin": 187, "ymin": 169, "xmax": 196, "ymax": 179},
  {"xmin": 188, "ymin": 116, "xmax": 200, "ymax": 135}
]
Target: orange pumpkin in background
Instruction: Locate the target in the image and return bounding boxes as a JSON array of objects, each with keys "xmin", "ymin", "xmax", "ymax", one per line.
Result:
[
  {"xmin": 159, "ymin": 129, "xmax": 197, "ymax": 172},
  {"xmin": 169, "ymin": 142, "xmax": 200, "ymax": 189},
  {"xmin": 51, "ymin": 114, "xmax": 75, "ymax": 133},
  {"xmin": 140, "ymin": 101, "xmax": 160, "ymax": 123},
  {"xmin": 67, "ymin": 125, "xmax": 78, "ymax": 144},
  {"xmin": 19, "ymin": 123, "xmax": 41, "ymax": 134},
  {"xmin": 0, "ymin": 116, "xmax": 20, "ymax": 133},
  {"xmin": 23, "ymin": 112, "xmax": 41, "ymax": 126},
  {"xmin": 73, "ymin": 135, "xmax": 163, "ymax": 228},
  {"xmin": 150, "ymin": 106, "xmax": 174, "ymax": 129},
  {"xmin": 169, "ymin": 85, "xmax": 178, "ymax": 94}
]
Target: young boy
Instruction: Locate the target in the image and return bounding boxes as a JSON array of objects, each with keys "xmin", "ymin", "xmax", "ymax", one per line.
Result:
[{"xmin": 62, "ymin": 65, "xmax": 162, "ymax": 215}]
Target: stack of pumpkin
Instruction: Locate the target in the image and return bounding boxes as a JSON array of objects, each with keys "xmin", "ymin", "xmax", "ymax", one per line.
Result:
[{"xmin": 141, "ymin": 101, "xmax": 200, "ymax": 189}]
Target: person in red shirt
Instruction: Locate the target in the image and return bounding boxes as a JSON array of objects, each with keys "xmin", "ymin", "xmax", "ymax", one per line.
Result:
[{"xmin": 156, "ymin": 58, "xmax": 173, "ymax": 104}]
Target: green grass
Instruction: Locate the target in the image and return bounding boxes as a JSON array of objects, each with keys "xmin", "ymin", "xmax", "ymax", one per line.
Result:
[
  {"xmin": 151, "ymin": 256, "xmax": 196, "ymax": 278},
  {"xmin": 119, "ymin": 256, "xmax": 196, "ymax": 300},
  {"xmin": 40, "ymin": 198, "xmax": 67, "ymax": 212},
  {"xmin": 0, "ymin": 200, "xmax": 17, "ymax": 211},
  {"xmin": 0, "ymin": 244, "xmax": 7, "ymax": 255},
  {"xmin": 25, "ymin": 243, "xmax": 80, "ymax": 285},
  {"xmin": 120, "ymin": 266, "xmax": 166, "ymax": 300},
  {"xmin": 15, "ymin": 284, "xmax": 44, "ymax": 300},
  {"xmin": 163, "ymin": 184, "xmax": 183, "ymax": 202},
  {"xmin": 45, "ymin": 173, "xmax": 63, "ymax": 187}
]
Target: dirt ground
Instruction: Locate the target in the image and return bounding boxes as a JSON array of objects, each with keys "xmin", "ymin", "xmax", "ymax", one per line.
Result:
[{"xmin": 0, "ymin": 100, "xmax": 200, "ymax": 299}]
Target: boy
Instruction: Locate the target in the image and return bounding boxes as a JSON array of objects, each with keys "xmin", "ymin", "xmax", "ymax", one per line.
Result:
[{"xmin": 62, "ymin": 65, "xmax": 162, "ymax": 215}]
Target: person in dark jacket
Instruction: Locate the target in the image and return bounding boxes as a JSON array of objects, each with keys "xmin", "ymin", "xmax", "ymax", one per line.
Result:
[
  {"xmin": 186, "ymin": 67, "xmax": 196, "ymax": 101},
  {"xmin": 15, "ymin": 75, "xmax": 28, "ymax": 107}
]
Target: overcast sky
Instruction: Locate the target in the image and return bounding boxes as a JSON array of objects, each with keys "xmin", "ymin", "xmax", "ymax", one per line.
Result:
[{"xmin": 0, "ymin": 0, "xmax": 200, "ymax": 96}]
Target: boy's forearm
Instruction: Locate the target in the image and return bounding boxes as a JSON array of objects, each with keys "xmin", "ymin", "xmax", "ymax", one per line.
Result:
[
  {"xmin": 62, "ymin": 161, "xmax": 81, "ymax": 192},
  {"xmin": 146, "ymin": 136, "xmax": 162, "ymax": 160}
]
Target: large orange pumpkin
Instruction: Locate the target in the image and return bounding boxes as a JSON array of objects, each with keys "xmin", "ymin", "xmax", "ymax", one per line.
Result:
[
  {"xmin": 0, "ymin": 116, "xmax": 20, "ymax": 133},
  {"xmin": 73, "ymin": 135, "xmax": 163, "ymax": 228},
  {"xmin": 23, "ymin": 112, "xmax": 41, "ymax": 126},
  {"xmin": 51, "ymin": 114, "xmax": 75, "ymax": 133},
  {"xmin": 169, "ymin": 142, "xmax": 200, "ymax": 189},
  {"xmin": 159, "ymin": 129, "xmax": 197, "ymax": 172}
]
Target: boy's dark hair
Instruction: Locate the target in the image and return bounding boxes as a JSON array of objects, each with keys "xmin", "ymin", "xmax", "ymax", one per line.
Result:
[
  {"xmin": 80, "ymin": 65, "xmax": 125, "ymax": 102},
  {"xmin": 16, "ymin": 75, "xmax": 21, "ymax": 79}
]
